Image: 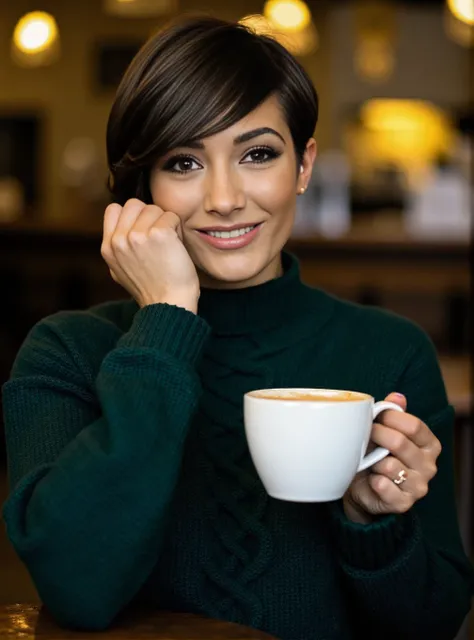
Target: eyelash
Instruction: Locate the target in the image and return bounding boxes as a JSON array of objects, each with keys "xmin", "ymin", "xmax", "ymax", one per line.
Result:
[{"xmin": 163, "ymin": 146, "xmax": 281, "ymax": 175}]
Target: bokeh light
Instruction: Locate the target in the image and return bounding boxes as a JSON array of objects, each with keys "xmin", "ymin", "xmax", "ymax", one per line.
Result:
[
  {"xmin": 447, "ymin": 0, "xmax": 474, "ymax": 25},
  {"xmin": 263, "ymin": 0, "xmax": 311, "ymax": 32},
  {"xmin": 13, "ymin": 12, "xmax": 58, "ymax": 54}
]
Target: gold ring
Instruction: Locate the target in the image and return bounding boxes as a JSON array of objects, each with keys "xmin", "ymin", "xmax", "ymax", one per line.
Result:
[{"xmin": 393, "ymin": 469, "xmax": 407, "ymax": 486}]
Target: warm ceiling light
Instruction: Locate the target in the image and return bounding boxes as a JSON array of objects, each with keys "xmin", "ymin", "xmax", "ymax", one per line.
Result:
[
  {"xmin": 447, "ymin": 0, "xmax": 474, "ymax": 25},
  {"xmin": 360, "ymin": 100, "xmax": 451, "ymax": 135},
  {"xmin": 264, "ymin": 0, "xmax": 311, "ymax": 32},
  {"xmin": 356, "ymin": 100, "xmax": 454, "ymax": 182},
  {"xmin": 13, "ymin": 11, "xmax": 58, "ymax": 54}
]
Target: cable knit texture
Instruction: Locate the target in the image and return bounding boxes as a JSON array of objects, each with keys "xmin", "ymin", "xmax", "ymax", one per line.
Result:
[{"xmin": 2, "ymin": 252, "xmax": 473, "ymax": 639}]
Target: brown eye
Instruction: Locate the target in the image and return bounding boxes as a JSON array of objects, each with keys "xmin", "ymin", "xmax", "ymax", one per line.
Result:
[
  {"xmin": 163, "ymin": 155, "xmax": 201, "ymax": 174},
  {"xmin": 241, "ymin": 146, "xmax": 280, "ymax": 165},
  {"xmin": 250, "ymin": 149, "xmax": 269, "ymax": 162},
  {"xmin": 176, "ymin": 158, "xmax": 194, "ymax": 172}
]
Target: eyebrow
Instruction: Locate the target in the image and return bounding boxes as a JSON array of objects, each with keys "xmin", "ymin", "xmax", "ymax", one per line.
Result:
[
  {"xmin": 234, "ymin": 127, "xmax": 286, "ymax": 145},
  {"xmin": 181, "ymin": 127, "xmax": 286, "ymax": 150}
]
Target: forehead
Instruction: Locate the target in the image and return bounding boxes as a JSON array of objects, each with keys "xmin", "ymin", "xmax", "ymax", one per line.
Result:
[{"xmin": 204, "ymin": 95, "xmax": 289, "ymax": 144}]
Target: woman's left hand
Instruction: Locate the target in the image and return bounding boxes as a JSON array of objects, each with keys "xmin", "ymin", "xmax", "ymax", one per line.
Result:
[{"xmin": 343, "ymin": 393, "xmax": 442, "ymax": 524}]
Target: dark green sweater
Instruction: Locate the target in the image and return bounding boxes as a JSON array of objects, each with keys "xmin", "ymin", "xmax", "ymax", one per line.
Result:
[{"xmin": 2, "ymin": 253, "xmax": 473, "ymax": 639}]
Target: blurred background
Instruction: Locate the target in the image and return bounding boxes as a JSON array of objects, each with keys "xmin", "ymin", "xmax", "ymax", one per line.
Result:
[{"xmin": 0, "ymin": 0, "xmax": 472, "ymax": 634}]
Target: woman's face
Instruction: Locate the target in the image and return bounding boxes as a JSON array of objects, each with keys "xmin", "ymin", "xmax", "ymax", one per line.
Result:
[{"xmin": 150, "ymin": 95, "xmax": 316, "ymax": 289}]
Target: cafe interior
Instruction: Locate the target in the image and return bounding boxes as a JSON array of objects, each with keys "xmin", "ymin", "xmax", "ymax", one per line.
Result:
[{"xmin": 0, "ymin": 0, "xmax": 472, "ymax": 637}]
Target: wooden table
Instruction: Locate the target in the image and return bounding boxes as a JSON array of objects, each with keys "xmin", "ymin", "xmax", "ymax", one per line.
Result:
[{"xmin": 0, "ymin": 604, "xmax": 277, "ymax": 639}]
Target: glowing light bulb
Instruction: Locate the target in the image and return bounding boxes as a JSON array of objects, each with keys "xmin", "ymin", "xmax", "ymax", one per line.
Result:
[
  {"xmin": 264, "ymin": 0, "xmax": 311, "ymax": 32},
  {"xmin": 447, "ymin": 0, "xmax": 474, "ymax": 25},
  {"xmin": 13, "ymin": 12, "xmax": 58, "ymax": 54}
]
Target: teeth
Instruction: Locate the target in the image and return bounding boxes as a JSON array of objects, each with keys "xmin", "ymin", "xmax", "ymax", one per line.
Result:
[{"xmin": 208, "ymin": 225, "xmax": 255, "ymax": 239}]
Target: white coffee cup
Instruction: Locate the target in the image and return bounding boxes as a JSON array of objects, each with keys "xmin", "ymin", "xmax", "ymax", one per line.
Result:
[{"xmin": 244, "ymin": 388, "xmax": 404, "ymax": 502}]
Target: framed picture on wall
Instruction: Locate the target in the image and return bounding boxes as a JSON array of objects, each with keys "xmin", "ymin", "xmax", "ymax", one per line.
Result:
[
  {"xmin": 93, "ymin": 40, "xmax": 144, "ymax": 91},
  {"xmin": 0, "ymin": 113, "xmax": 41, "ymax": 220}
]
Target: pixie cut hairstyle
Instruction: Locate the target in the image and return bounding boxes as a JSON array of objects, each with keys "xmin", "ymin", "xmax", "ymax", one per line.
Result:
[{"xmin": 106, "ymin": 16, "xmax": 319, "ymax": 205}]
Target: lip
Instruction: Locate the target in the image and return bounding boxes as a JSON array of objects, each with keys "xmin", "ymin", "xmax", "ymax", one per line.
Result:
[
  {"xmin": 196, "ymin": 222, "xmax": 263, "ymax": 251},
  {"xmin": 197, "ymin": 222, "xmax": 262, "ymax": 232}
]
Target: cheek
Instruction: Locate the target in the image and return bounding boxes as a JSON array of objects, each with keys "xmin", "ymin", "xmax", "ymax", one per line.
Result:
[
  {"xmin": 150, "ymin": 175, "xmax": 200, "ymax": 223},
  {"xmin": 249, "ymin": 165, "xmax": 297, "ymax": 215}
]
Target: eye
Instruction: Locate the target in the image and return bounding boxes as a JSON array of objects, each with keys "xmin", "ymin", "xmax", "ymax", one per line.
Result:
[
  {"xmin": 163, "ymin": 154, "xmax": 202, "ymax": 174},
  {"xmin": 241, "ymin": 146, "xmax": 281, "ymax": 165}
]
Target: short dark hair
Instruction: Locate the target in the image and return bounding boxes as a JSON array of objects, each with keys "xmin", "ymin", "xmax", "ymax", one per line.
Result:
[{"xmin": 106, "ymin": 15, "xmax": 319, "ymax": 205}]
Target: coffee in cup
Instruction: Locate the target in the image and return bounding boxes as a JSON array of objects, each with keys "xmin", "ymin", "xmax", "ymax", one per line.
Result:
[{"xmin": 250, "ymin": 390, "xmax": 363, "ymax": 402}]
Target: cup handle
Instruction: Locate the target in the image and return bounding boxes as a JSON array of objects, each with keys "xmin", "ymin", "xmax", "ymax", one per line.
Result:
[{"xmin": 357, "ymin": 401, "xmax": 405, "ymax": 472}]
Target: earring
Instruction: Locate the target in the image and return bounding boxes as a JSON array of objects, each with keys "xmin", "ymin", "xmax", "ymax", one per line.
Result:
[{"xmin": 299, "ymin": 187, "xmax": 306, "ymax": 194}]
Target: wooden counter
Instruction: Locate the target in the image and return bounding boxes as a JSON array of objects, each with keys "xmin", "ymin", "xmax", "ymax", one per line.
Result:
[{"xmin": 0, "ymin": 604, "xmax": 276, "ymax": 639}]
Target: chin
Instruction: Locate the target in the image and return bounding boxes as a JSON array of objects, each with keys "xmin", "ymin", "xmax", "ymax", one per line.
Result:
[{"xmin": 195, "ymin": 250, "xmax": 271, "ymax": 289}]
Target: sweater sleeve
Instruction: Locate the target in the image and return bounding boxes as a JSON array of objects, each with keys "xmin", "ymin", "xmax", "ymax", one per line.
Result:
[
  {"xmin": 2, "ymin": 303, "xmax": 211, "ymax": 631},
  {"xmin": 327, "ymin": 326, "xmax": 474, "ymax": 640}
]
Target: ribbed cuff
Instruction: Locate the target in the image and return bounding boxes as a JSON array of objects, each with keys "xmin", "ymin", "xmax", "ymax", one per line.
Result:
[
  {"xmin": 117, "ymin": 303, "xmax": 211, "ymax": 366},
  {"xmin": 328, "ymin": 500, "xmax": 420, "ymax": 571}
]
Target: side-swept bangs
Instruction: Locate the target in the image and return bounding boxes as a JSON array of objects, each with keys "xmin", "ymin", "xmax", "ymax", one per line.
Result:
[{"xmin": 107, "ymin": 16, "xmax": 318, "ymax": 204}]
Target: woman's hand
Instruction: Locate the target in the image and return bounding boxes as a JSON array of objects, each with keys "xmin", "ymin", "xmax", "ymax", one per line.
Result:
[
  {"xmin": 343, "ymin": 393, "xmax": 442, "ymax": 524},
  {"xmin": 101, "ymin": 199, "xmax": 200, "ymax": 313}
]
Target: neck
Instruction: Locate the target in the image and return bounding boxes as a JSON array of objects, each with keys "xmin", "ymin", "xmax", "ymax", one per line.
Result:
[
  {"xmin": 196, "ymin": 251, "xmax": 334, "ymax": 336},
  {"xmin": 197, "ymin": 253, "xmax": 284, "ymax": 290}
]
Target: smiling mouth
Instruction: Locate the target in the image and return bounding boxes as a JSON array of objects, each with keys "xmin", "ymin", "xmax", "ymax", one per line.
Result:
[
  {"xmin": 196, "ymin": 222, "xmax": 263, "ymax": 250},
  {"xmin": 203, "ymin": 225, "xmax": 258, "ymax": 239},
  {"xmin": 198, "ymin": 223, "xmax": 262, "ymax": 239}
]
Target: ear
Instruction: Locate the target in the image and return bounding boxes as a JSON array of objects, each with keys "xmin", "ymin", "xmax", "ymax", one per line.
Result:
[{"xmin": 297, "ymin": 138, "xmax": 317, "ymax": 195}]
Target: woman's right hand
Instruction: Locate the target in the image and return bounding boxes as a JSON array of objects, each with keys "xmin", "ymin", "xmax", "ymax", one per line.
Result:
[{"xmin": 101, "ymin": 198, "xmax": 200, "ymax": 313}]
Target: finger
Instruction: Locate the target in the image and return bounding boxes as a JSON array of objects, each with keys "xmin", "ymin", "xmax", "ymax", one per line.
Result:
[
  {"xmin": 372, "ymin": 455, "xmax": 404, "ymax": 480},
  {"xmin": 372, "ymin": 456, "xmax": 430, "ymax": 497},
  {"xmin": 151, "ymin": 210, "xmax": 184, "ymax": 241},
  {"xmin": 102, "ymin": 203, "xmax": 122, "ymax": 258},
  {"xmin": 113, "ymin": 198, "xmax": 147, "ymax": 241},
  {"xmin": 371, "ymin": 423, "xmax": 425, "ymax": 470},
  {"xmin": 130, "ymin": 204, "xmax": 164, "ymax": 236},
  {"xmin": 368, "ymin": 474, "xmax": 414, "ymax": 513},
  {"xmin": 378, "ymin": 410, "xmax": 436, "ymax": 451},
  {"xmin": 159, "ymin": 210, "xmax": 182, "ymax": 230},
  {"xmin": 384, "ymin": 392, "xmax": 407, "ymax": 411}
]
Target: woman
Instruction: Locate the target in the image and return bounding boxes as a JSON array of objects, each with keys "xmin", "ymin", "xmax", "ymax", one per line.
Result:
[{"xmin": 2, "ymin": 16, "xmax": 473, "ymax": 640}]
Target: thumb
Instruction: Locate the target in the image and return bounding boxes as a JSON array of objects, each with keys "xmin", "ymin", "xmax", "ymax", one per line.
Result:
[{"xmin": 384, "ymin": 392, "xmax": 407, "ymax": 411}]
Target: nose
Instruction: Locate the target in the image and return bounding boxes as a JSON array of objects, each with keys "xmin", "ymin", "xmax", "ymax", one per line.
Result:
[{"xmin": 203, "ymin": 166, "xmax": 246, "ymax": 216}]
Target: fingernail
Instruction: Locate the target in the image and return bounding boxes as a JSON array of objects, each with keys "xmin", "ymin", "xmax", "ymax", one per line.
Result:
[{"xmin": 394, "ymin": 392, "xmax": 405, "ymax": 398}]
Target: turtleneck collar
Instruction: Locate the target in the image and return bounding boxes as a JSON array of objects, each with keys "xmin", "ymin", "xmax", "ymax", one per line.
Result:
[{"xmin": 197, "ymin": 251, "xmax": 333, "ymax": 335}]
